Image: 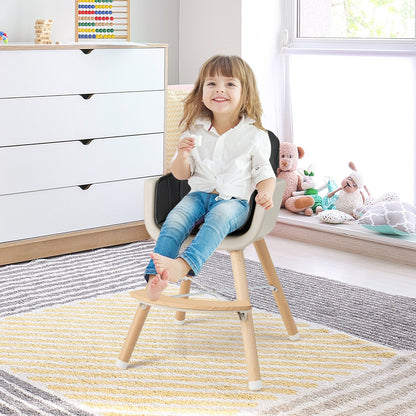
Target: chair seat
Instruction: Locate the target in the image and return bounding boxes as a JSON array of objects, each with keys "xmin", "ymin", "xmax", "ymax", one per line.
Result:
[
  {"xmin": 130, "ymin": 289, "xmax": 252, "ymax": 313},
  {"xmin": 144, "ymin": 176, "xmax": 286, "ymax": 252}
]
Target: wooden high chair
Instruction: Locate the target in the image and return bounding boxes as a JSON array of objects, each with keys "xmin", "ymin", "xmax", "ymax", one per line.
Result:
[{"xmin": 116, "ymin": 131, "xmax": 299, "ymax": 391}]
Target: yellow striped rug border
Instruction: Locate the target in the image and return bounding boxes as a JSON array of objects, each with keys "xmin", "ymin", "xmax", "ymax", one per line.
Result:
[{"xmin": 0, "ymin": 291, "xmax": 396, "ymax": 416}]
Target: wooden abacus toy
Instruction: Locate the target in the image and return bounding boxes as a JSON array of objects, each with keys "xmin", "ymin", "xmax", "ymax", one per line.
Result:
[
  {"xmin": 76, "ymin": 0, "xmax": 130, "ymax": 41},
  {"xmin": 35, "ymin": 19, "xmax": 53, "ymax": 44}
]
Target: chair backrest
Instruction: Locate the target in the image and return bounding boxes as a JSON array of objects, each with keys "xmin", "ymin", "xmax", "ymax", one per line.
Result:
[{"xmin": 154, "ymin": 130, "xmax": 280, "ymax": 235}]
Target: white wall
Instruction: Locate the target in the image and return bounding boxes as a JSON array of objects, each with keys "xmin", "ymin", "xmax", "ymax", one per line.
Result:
[
  {"xmin": 0, "ymin": 0, "xmax": 180, "ymax": 83},
  {"xmin": 131, "ymin": 0, "xmax": 180, "ymax": 84},
  {"xmin": 241, "ymin": 0, "xmax": 281, "ymax": 135},
  {"xmin": 178, "ymin": 0, "xmax": 280, "ymax": 134},
  {"xmin": 0, "ymin": 0, "xmax": 75, "ymax": 43},
  {"xmin": 178, "ymin": 0, "xmax": 242, "ymax": 84}
]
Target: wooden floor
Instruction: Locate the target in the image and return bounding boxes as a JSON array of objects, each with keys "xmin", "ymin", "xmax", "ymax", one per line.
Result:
[{"xmin": 241, "ymin": 231, "xmax": 416, "ymax": 299}]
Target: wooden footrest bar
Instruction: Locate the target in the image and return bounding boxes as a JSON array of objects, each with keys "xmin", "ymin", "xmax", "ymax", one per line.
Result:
[{"xmin": 130, "ymin": 289, "xmax": 252, "ymax": 313}]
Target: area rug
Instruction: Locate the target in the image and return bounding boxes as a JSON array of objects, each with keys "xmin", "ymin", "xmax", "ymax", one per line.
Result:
[
  {"xmin": 0, "ymin": 240, "xmax": 415, "ymax": 416},
  {"xmin": 1, "ymin": 240, "xmax": 415, "ymax": 350}
]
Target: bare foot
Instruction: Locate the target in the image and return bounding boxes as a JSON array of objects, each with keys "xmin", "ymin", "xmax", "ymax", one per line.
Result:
[
  {"xmin": 150, "ymin": 253, "xmax": 190, "ymax": 283},
  {"xmin": 147, "ymin": 271, "xmax": 169, "ymax": 301}
]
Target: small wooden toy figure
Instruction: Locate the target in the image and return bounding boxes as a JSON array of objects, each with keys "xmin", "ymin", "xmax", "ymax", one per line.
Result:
[{"xmin": 0, "ymin": 32, "xmax": 8, "ymax": 44}]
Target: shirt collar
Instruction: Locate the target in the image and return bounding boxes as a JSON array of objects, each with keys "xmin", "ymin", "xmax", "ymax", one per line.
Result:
[{"xmin": 194, "ymin": 115, "xmax": 255, "ymax": 133}]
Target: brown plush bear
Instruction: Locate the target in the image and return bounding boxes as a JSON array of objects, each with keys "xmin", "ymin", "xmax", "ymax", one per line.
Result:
[{"xmin": 277, "ymin": 142, "xmax": 314, "ymax": 213}]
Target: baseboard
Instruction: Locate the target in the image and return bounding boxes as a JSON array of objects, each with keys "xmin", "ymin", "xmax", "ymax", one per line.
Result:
[
  {"xmin": 272, "ymin": 210, "xmax": 416, "ymax": 267},
  {"xmin": 0, "ymin": 222, "xmax": 150, "ymax": 266}
]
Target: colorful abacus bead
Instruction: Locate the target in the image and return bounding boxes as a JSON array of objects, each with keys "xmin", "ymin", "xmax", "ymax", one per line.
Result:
[{"xmin": 0, "ymin": 31, "xmax": 8, "ymax": 44}]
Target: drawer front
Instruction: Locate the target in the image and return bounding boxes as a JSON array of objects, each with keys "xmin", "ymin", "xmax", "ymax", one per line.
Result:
[
  {"xmin": 0, "ymin": 48, "xmax": 165, "ymax": 98},
  {"xmin": 0, "ymin": 134, "xmax": 163, "ymax": 195},
  {"xmin": 0, "ymin": 179, "xmax": 147, "ymax": 243},
  {"xmin": 0, "ymin": 91, "xmax": 164, "ymax": 146}
]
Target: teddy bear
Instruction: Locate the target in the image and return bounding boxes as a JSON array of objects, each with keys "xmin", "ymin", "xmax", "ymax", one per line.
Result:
[{"xmin": 277, "ymin": 143, "xmax": 315, "ymax": 213}]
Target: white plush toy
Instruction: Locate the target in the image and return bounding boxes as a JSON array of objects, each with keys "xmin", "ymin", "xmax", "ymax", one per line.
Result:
[
  {"xmin": 318, "ymin": 162, "xmax": 370, "ymax": 224},
  {"xmin": 323, "ymin": 162, "xmax": 369, "ymax": 216}
]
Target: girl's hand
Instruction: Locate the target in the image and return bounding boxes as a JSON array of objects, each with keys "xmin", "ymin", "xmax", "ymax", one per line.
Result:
[
  {"xmin": 177, "ymin": 136, "xmax": 195, "ymax": 159},
  {"xmin": 255, "ymin": 191, "xmax": 273, "ymax": 210}
]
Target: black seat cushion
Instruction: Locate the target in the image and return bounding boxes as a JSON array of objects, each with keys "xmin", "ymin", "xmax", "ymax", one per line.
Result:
[{"xmin": 154, "ymin": 130, "xmax": 280, "ymax": 236}]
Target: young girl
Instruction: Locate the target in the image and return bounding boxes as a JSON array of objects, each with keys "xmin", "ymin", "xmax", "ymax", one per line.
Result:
[{"xmin": 145, "ymin": 55, "xmax": 276, "ymax": 301}]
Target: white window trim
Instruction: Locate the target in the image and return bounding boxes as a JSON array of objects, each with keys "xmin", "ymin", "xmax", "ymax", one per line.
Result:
[
  {"xmin": 284, "ymin": 43, "xmax": 416, "ymax": 57},
  {"xmin": 284, "ymin": 1, "xmax": 416, "ymax": 54}
]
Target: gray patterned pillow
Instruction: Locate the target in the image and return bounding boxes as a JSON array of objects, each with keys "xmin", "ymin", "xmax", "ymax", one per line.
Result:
[{"xmin": 355, "ymin": 201, "xmax": 416, "ymax": 235}]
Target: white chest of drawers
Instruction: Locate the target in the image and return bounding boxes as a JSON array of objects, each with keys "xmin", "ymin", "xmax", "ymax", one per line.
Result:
[{"xmin": 0, "ymin": 43, "xmax": 167, "ymax": 265}]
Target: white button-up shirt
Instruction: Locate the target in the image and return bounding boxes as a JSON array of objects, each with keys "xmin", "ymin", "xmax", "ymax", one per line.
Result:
[{"xmin": 172, "ymin": 116, "xmax": 275, "ymax": 201}]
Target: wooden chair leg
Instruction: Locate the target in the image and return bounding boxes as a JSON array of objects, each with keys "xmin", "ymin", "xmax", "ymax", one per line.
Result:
[
  {"xmin": 230, "ymin": 250, "xmax": 262, "ymax": 391},
  {"xmin": 253, "ymin": 238, "xmax": 299, "ymax": 340},
  {"xmin": 116, "ymin": 303, "xmax": 151, "ymax": 369},
  {"xmin": 175, "ymin": 278, "xmax": 192, "ymax": 323}
]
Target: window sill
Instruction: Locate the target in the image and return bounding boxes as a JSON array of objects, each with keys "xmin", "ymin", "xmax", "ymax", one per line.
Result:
[
  {"xmin": 272, "ymin": 209, "xmax": 416, "ymax": 267},
  {"xmin": 283, "ymin": 46, "xmax": 416, "ymax": 57},
  {"xmin": 284, "ymin": 38, "xmax": 416, "ymax": 57}
]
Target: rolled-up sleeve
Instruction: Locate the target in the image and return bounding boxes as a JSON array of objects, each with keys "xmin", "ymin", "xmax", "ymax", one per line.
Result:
[{"xmin": 251, "ymin": 131, "xmax": 275, "ymax": 185}]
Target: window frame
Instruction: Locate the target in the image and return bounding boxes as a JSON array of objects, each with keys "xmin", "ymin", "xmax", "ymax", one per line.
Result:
[
  {"xmin": 278, "ymin": 0, "xmax": 416, "ymax": 205},
  {"xmin": 285, "ymin": 0, "xmax": 416, "ymax": 55}
]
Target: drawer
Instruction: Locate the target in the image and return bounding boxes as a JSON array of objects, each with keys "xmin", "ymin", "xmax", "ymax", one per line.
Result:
[
  {"xmin": 0, "ymin": 134, "xmax": 163, "ymax": 195},
  {"xmin": 0, "ymin": 178, "xmax": 147, "ymax": 243},
  {"xmin": 0, "ymin": 91, "xmax": 164, "ymax": 146},
  {"xmin": 0, "ymin": 48, "xmax": 165, "ymax": 98}
]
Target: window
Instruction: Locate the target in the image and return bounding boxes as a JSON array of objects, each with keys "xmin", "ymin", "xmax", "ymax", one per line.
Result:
[
  {"xmin": 298, "ymin": 0, "xmax": 415, "ymax": 39},
  {"xmin": 280, "ymin": 1, "xmax": 416, "ymax": 204}
]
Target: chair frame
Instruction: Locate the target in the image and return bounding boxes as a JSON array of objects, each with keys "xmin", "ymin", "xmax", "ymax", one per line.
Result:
[{"xmin": 116, "ymin": 176, "xmax": 299, "ymax": 391}]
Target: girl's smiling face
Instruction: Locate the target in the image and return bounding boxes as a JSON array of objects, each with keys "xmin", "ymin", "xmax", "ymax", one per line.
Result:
[{"xmin": 202, "ymin": 74, "xmax": 242, "ymax": 120}]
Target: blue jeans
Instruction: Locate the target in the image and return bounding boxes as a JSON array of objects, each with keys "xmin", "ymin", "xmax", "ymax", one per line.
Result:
[{"xmin": 144, "ymin": 192, "xmax": 250, "ymax": 280}]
